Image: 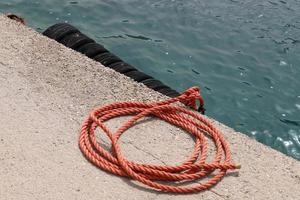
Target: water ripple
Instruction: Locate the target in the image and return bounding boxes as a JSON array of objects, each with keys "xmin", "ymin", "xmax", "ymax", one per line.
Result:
[
  {"xmin": 125, "ymin": 34, "xmax": 152, "ymax": 41},
  {"xmin": 280, "ymin": 119, "xmax": 300, "ymax": 127}
]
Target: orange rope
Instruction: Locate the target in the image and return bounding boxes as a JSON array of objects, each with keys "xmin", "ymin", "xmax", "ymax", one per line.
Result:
[{"xmin": 79, "ymin": 87, "xmax": 240, "ymax": 193}]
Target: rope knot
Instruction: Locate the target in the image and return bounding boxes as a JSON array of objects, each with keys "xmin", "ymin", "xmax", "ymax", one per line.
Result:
[{"xmin": 179, "ymin": 87, "xmax": 205, "ymax": 114}]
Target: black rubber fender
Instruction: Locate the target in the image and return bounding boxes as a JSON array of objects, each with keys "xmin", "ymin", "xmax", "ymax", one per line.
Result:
[
  {"xmin": 157, "ymin": 88, "xmax": 180, "ymax": 97},
  {"xmin": 140, "ymin": 79, "xmax": 168, "ymax": 91},
  {"xmin": 59, "ymin": 32, "xmax": 94, "ymax": 50},
  {"xmin": 43, "ymin": 23, "xmax": 80, "ymax": 41},
  {"xmin": 124, "ymin": 70, "xmax": 153, "ymax": 82},
  {"xmin": 108, "ymin": 62, "xmax": 137, "ymax": 73},
  {"xmin": 93, "ymin": 52, "xmax": 122, "ymax": 66},
  {"xmin": 43, "ymin": 23, "xmax": 181, "ymax": 99},
  {"xmin": 77, "ymin": 42, "xmax": 108, "ymax": 58}
]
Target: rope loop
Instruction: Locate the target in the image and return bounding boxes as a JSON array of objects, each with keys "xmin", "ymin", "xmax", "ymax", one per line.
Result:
[{"xmin": 79, "ymin": 87, "xmax": 240, "ymax": 193}]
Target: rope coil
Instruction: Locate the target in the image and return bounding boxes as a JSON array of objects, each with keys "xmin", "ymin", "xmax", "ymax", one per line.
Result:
[{"xmin": 79, "ymin": 87, "xmax": 240, "ymax": 193}]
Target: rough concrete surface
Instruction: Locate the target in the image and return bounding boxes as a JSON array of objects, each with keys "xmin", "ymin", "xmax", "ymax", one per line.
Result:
[{"xmin": 0, "ymin": 15, "xmax": 299, "ymax": 200}]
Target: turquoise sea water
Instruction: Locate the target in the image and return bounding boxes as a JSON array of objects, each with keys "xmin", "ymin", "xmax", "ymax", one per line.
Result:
[{"xmin": 1, "ymin": 0, "xmax": 300, "ymax": 160}]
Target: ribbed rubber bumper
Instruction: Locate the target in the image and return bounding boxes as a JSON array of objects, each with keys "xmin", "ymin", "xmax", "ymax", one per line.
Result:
[{"xmin": 43, "ymin": 23, "xmax": 180, "ymax": 97}]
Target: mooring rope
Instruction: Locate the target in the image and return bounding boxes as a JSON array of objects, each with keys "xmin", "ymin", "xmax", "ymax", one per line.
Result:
[{"xmin": 79, "ymin": 87, "xmax": 240, "ymax": 193}]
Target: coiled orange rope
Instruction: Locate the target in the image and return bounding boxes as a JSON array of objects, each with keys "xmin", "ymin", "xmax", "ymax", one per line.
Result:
[{"xmin": 79, "ymin": 87, "xmax": 240, "ymax": 193}]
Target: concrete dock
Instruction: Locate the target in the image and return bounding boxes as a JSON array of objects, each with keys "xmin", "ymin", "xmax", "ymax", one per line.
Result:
[{"xmin": 0, "ymin": 15, "xmax": 299, "ymax": 199}]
